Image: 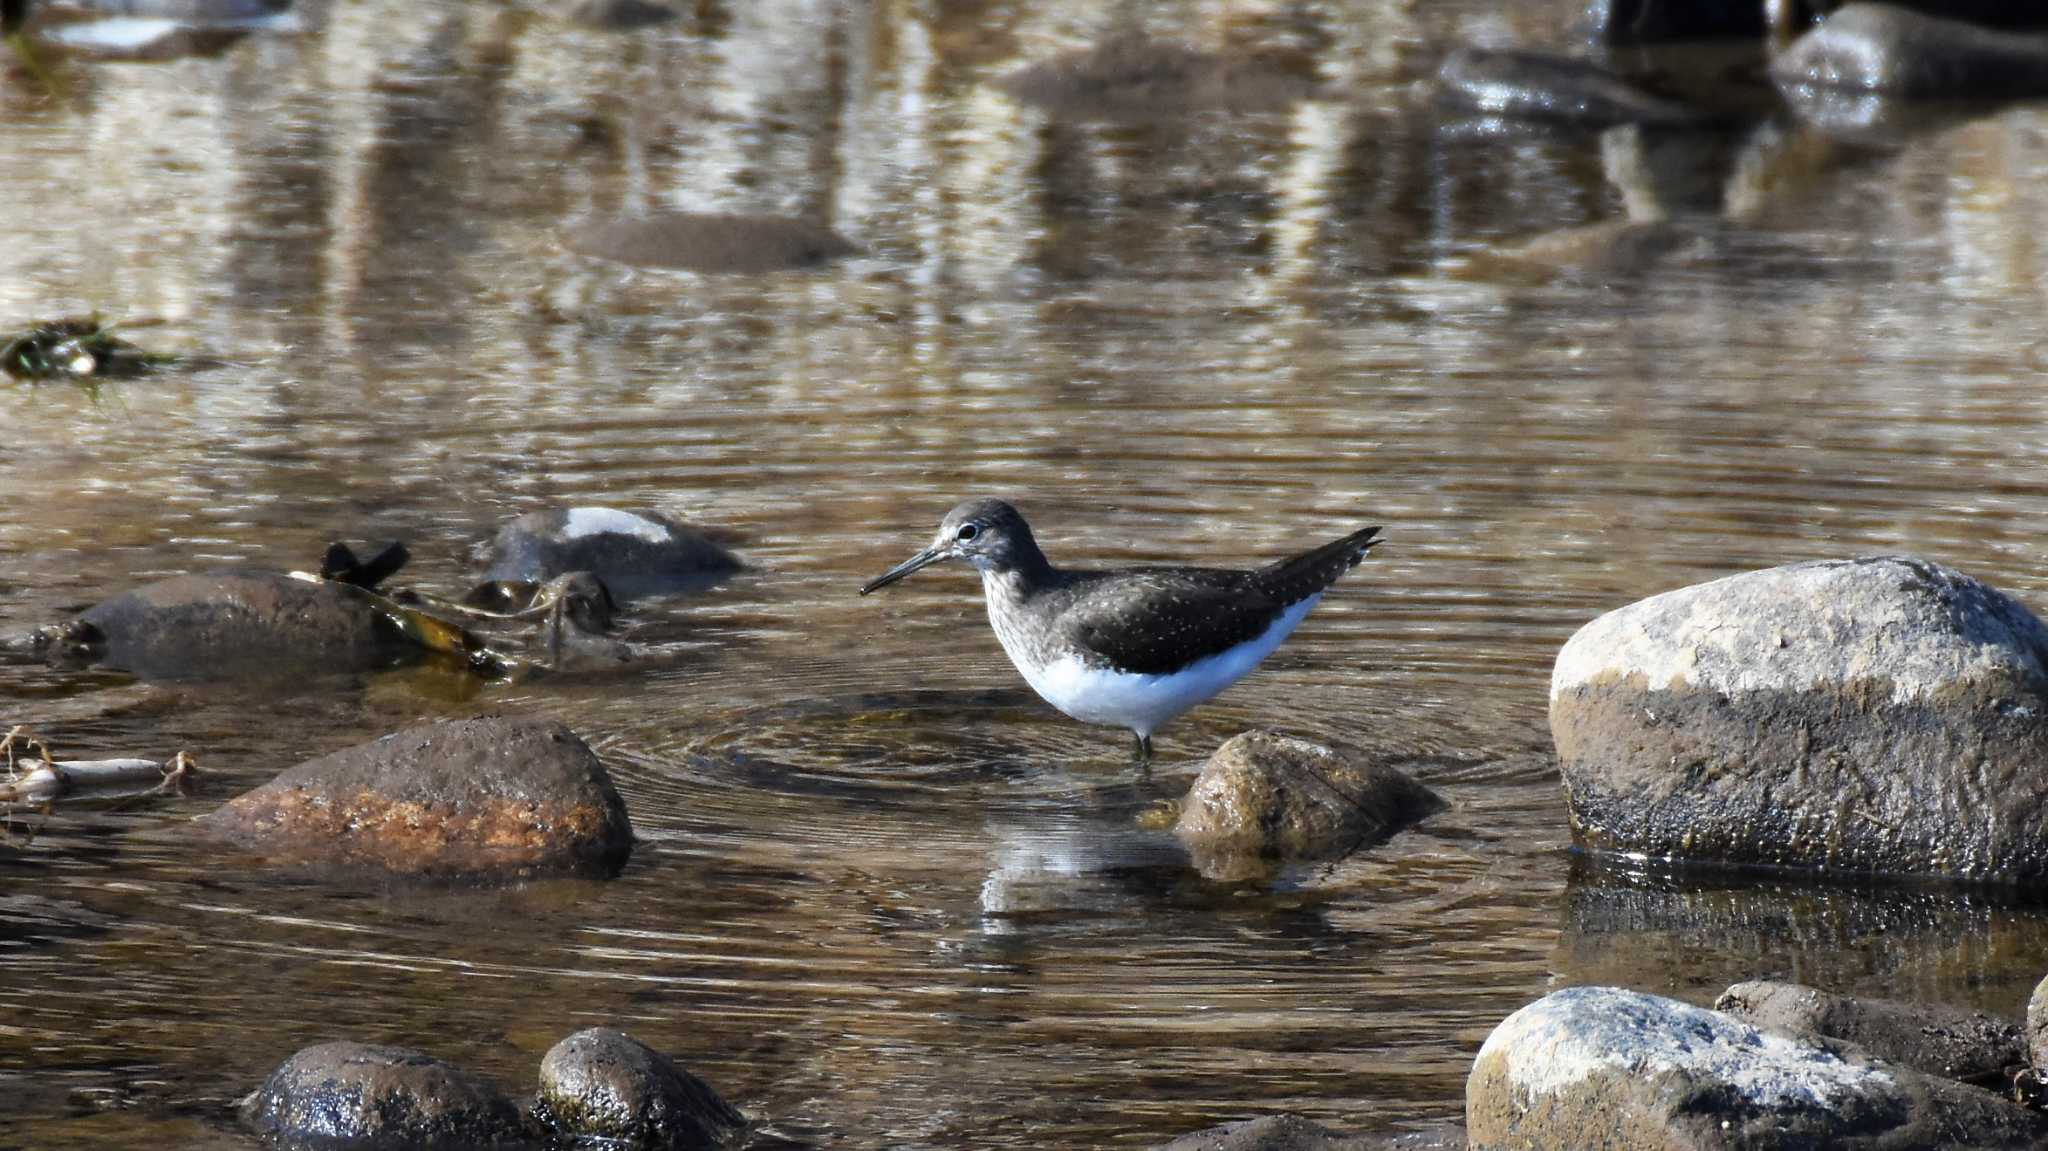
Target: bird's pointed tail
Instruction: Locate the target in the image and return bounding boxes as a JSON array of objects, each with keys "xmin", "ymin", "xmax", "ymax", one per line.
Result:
[{"xmin": 1256, "ymin": 525, "xmax": 1382, "ymax": 604}]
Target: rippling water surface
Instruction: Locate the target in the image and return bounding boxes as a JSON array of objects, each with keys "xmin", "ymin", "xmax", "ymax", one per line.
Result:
[{"xmin": 6, "ymin": 1, "xmax": 2048, "ymax": 1146}]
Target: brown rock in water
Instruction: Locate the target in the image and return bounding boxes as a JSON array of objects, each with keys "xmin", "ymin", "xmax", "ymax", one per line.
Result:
[
  {"xmin": 997, "ymin": 33, "xmax": 1316, "ymax": 120},
  {"xmin": 1174, "ymin": 731, "xmax": 1443, "ymax": 881},
  {"xmin": 199, "ymin": 715, "xmax": 634, "ymax": 879},
  {"xmin": 566, "ymin": 212, "xmax": 857, "ymax": 273},
  {"xmin": 1550, "ymin": 556, "xmax": 2048, "ymax": 881},
  {"xmin": 535, "ymin": 1028, "xmax": 744, "ymax": 1149},
  {"xmin": 242, "ymin": 1041, "xmax": 528, "ymax": 1149},
  {"xmin": 1467, "ymin": 986, "xmax": 2048, "ymax": 1150},
  {"xmin": 1716, "ymin": 979, "xmax": 2025, "ymax": 1087},
  {"xmin": 56, "ymin": 570, "xmax": 421, "ymax": 680}
]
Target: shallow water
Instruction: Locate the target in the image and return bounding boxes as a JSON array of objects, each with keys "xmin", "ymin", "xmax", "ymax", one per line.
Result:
[{"xmin": 5, "ymin": 1, "xmax": 2048, "ymax": 1146}]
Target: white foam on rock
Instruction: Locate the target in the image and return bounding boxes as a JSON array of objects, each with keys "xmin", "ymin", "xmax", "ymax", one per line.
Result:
[
  {"xmin": 561, "ymin": 507, "xmax": 671, "ymax": 544},
  {"xmin": 1550, "ymin": 557, "xmax": 2048, "ymax": 705},
  {"xmin": 1480, "ymin": 986, "xmax": 1892, "ymax": 1108}
]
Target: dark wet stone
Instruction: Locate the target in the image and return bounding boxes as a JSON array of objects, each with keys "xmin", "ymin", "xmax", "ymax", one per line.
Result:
[
  {"xmin": 242, "ymin": 1041, "xmax": 528, "ymax": 1150},
  {"xmin": 1717, "ymin": 979, "xmax": 2025, "ymax": 1087},
  {"xmin": 1174, "ymin": 731, "xmax": 1444, "ymax": 881},
  {"xmin": 1772, "ymin": 4, "xmax": 2048, "ymax": 98},
  {"xmin": 198, "ymin": 715, "xmax": 634, "ymax": 879},
  {"xmin": 534, "ymin": 1028, "xmax": 743, "ymax": 1150},
  {"xmin": 1800, "ymin": 1, "xmax": 2048, "ymax": 32},
  {"xmin": 1550, "ymin": 556, "xmax": 2048, "ymax": 880},
  {"xmin": 560, "ymin": 0, "xmax": 676, "ymax": 29},
  {"xmin": 1585, "ymin": 0, "xmax": 1766, "ymax": 44},
  {"xmin": 1468, "ymin": 986, "xmax": 2048, "ymax": 1150},
  {"xmin": 0, "ymin": 317, "xmax": 169, "ymax": 380},
  {"xmin": 1157, "ymin": 1114, "xmax": 1465, "ymax": 1150},
  {"xmin": 2029, "ymin": 975, "xmax": 2048, "ymax": 1071},
  {"xmin": 566, "ymin": 212, "xmax": 856, "ymax": 273},
  {"xmin": 996, "ymin": 33, "xmax": 1316, "ymax": 120},
  {"xmin": 320, "ymin": 540, "xmax": 410, "ymax": 590},
  {"xmin": 52, "ymin": 570, "xmax": 419, "ymax": 680},
  {"xmin": 481, "ymin": 507, "xmax": 739, "ymax": 600},
  {"xmin": 1436, "ymin": 48, "xmax": 1709, "ymax": 127}
]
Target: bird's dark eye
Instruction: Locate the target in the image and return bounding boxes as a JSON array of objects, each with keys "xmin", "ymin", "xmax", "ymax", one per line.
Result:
[{"xmin": 957, "ymin": 523, "xmax": 980, "ymax": 542}]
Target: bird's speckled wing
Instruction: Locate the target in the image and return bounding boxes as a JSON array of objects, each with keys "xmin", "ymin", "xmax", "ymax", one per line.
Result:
[
  {"xmin": 1049, "ymin": 524, "xmax": 1380, "ymax": 675},
  {"xmin": 1050, "ymin": 569, "xmax": 1284, "ymax": 676}
]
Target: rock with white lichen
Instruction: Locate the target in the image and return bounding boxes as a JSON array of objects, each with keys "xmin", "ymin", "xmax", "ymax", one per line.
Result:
[
  {"xmin": 1550, "ymin": 556, "xmax": 2048, "ymax": 880},
  {"xmin": 1467, "ymin": 986, "xmax": 2048, "ymax": 1150}
]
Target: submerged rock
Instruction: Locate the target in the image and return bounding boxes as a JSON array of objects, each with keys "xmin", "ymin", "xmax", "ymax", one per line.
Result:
[
  {"xmin": 1436, "ymin": 48, "xmax": 1708, "ymax": 127},
  {"xmin": 242, "ymin": 1041, "xmax": 528, "ymax": 1150},
  {"xmin": 559, "ymin": 0, "xmax": 676, "ymax": 29},
  {"xmin": 1173, "ymin": 732, "xmax": 1443, "ymax": 881},
  {"xmin": 1467, "ymin": 986, "xmax": 2048, "ymax": 1150},
  {"xmin": 198, "ymin": 715, "xmax": 634, "ymax": 879},
  {"xmin": 566, "ymin": 212, "xmax": 856, "ymax": 273},
  {"xmin": 43, "ymin": 570, "xmax": 423, "ymax": 680},
  {"xmin": 481, "ymin": 507, "xmax": 739, "ymax": 600},
  {"xmin": 996, "ymin": 33, "xmax": 1316, "ymax": 120},
  {"xmin": 1772, "ymin": 4, "xmax": 2048, "ymax": 98},
  {"xmin": 1550, "ymin": 556, "xmax": 2048, "ymax": 880},
  {"xmin": 535, "ymin": 1028, "xmax": 744, "ymax": 1150},
  {"xmin": 1717, "ymin": 979, "xmax": 2024, "ymax": 1086},
  {"xmin": 1156, "ymin": 1114, "xmax": 1464, "ymax": 1150}
]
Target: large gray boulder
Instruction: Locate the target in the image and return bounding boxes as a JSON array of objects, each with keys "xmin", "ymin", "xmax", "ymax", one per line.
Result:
[
  {"xmin": 1174, "ymin": 731, "xmax": 1443, "ymax": 882},
  {"xmin": 1772, "ymin": 5, "xmax": 2048, "ymax": 98},
  {"xmin": 242, "ymin": 1041, "xmax": 528, "ymax": 1149},
  {"xmin": 1467, "ymin": 986, "xmax": 2048, "ymax": 1150},
  {"xmin": 1716, "ymin": 980, "xmax": 2024, "ymax": 1086},
  {"xmin": 198, "ymin": 715, "xmax": 634, "ymax": 879},
  {"xmin": 535, "ymin": 1028, "xmax": 743, "ymax": 1150},
  {"xmin": 1550, "ymin": 556, "xmax": 2048, "ymax": 880}
]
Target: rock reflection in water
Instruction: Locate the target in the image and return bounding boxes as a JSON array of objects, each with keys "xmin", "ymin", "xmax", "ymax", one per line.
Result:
[{"xmin": 1557, "ymin": 855, "xmax": 2048, "ymax": 1008}]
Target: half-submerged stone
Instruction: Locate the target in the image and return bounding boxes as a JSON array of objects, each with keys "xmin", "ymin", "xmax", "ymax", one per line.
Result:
[
  {"xmin": 535, "ymin": 1028, "xmax": 744, "ymax": 1150},
  {"xmin": 242, "ymin": 1041, "xmax": 529, "ymax": 1150},
  {"xmin": 481, "ymin": 507, "xmax": 740, "ymax": 601},
  {"xmin": 1772, "ymin": 4, "xmax": 2048, "ymax": 99},
  {"xmin": 1550, "ymin": 556, "xmax": 2048, "ymax": 881},
  {"xmin": 1435, "ymin": 48, "xmax": 1709, "ymax": 127},
  {"xmin": 45, "ymin": 570, "xmax": 424, "ymax": 680},
  {"xmin": 199, "ymin": 715, "xmax": 634, "ymax": 879},
  {"xmin": 1717, "ymin": 979, "xmax": 2025, "ymax": 1087},
  {"xmin": 566, "ymin": 212, "xmax": 857, "ymax": 273},
  {"xmin": 1174, "ymin": 731, "xmax": 1444, "ymax": 881},
  {"xmin": 1467, "ymin": 986, "xmax": 2048, "ymax": 1150}
]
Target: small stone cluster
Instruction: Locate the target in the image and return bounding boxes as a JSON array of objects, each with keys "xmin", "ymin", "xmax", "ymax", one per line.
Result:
[{"xmin": 245, "ymin": 1028, "xmax": 741, "ymax": 1151}]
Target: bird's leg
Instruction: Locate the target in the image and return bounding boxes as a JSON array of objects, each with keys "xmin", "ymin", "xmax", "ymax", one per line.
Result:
[{"xmin": 1132, "ymin": 733, "xmax": 1152, "ymax": 762}]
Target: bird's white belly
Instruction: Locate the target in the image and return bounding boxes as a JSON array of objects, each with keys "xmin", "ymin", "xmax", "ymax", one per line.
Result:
[{"xmin": 993, "ymin": 594, "xmax": 1320, "ymax": 738}]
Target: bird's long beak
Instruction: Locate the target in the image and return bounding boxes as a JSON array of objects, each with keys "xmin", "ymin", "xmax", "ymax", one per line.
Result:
[{"xmin": 859, "ymin": 545, "xmax": 947, "ymax": 595}]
